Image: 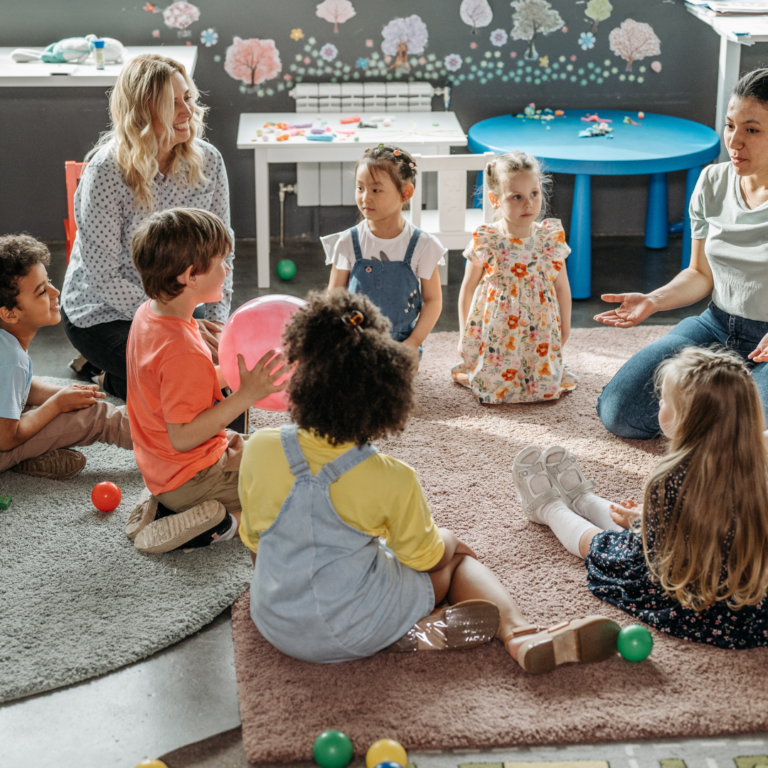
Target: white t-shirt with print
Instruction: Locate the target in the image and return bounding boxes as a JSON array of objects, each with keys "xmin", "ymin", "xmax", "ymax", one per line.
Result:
[{"xmin": 321, "ymin": 219, "xmax": 447, "ymax": 280}]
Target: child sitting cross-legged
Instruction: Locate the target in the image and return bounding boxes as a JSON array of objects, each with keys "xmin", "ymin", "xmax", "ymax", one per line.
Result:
[
  {"xmin": 238, "ymin": 289, "xmax": 621, "ymax": 672},
  {"xmin": 126, "ymin": 208, "xmax": 285, "ymax": 554},
  {"xmin": 0, "ymin": 234, "xmax": 132, "ymax": 479},
  {"xmin": 513, "ymin": 346, "xmax": 768, "ymax": 649}
]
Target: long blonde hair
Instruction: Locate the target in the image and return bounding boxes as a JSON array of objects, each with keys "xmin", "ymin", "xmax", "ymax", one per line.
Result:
[
  {"xmin": 484, "ymin": 151, "xmax": 552, "ymax": 222},
  {"xmin": 643, "ymin": 347, "xmax": 768, "ymax": 611},
  {"xmin": 88, "ymin": 54, "xmax": 208, "ymax": 210}
]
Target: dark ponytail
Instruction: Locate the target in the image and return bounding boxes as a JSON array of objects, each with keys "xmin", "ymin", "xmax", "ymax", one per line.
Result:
[{"xmin": 733, "ymin": 68, "xmax": 768, "ymax": 105}]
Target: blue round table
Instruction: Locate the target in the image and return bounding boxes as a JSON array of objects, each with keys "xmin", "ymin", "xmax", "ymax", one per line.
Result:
[{"xmin": 468, "ymin": 110, "xmax": 721, "ymax": 299}]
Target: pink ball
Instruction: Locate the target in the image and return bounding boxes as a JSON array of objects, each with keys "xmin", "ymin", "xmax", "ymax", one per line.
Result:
[
  {"xmin": 219, "ymin": 295, "xmax": 307, "ymax": 412},
  {"xmin": 651, "ymin": 61, "xmax": 662, "ymax": 73}
]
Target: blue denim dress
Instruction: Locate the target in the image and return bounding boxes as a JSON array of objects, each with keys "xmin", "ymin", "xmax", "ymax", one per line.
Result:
[
  {"xmin": 249, "ymin": 425, "xmax": 435, "ymax": 663},
  {"xmin": 347, "ymin": 226, "xmax": 423, "ymax": 342}
]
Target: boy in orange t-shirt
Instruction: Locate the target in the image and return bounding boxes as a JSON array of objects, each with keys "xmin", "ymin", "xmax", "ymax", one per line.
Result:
[{"xmin": 126, "ymin": 208, "xmax": 285, "ymax": 554}]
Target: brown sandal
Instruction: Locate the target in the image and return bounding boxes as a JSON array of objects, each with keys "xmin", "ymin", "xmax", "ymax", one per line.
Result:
[{"xmin": 505, "ymin": 616, "xmax": 620, "ymax": 675}]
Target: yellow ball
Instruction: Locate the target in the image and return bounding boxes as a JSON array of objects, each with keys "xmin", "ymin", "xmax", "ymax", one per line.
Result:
[
  {"xmin": 366, "ymin": 739, "xmax": 407, "ymax": 768},
  {"xmin": 134, "ymin": 761, "xmax": 168, "ymax": 768}
]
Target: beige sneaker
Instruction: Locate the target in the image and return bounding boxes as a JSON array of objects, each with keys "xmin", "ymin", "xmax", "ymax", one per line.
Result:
[
  {"xmin": 12, "ymin": 448, "xmax": 86, "ymax": 480},
  {"xmin": 134, "ymin": 500, "xmax": 226, "ymax": 554},
  {"xmin": 125, "ymin": 487, "xmax": 158, "ymax": 541}
]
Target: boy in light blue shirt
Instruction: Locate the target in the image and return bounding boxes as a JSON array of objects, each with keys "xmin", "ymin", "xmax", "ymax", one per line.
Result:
[{"xmin": 0, "ymin": 235, "xmax": 132, "ymax": 479}]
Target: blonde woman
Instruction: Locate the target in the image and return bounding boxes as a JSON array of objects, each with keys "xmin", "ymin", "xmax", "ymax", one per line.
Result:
[
  {"xmin": 513, "ymin": 347, "xmax": 768, "ymax": 649},
  {"xmin": 61, "ymin": 54, "xmax": 233, "ymax": 400}
]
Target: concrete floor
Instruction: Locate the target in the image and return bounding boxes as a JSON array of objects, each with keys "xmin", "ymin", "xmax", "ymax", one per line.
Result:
[{"xmin": 1, "ymin": 235, "xmax": 717, "ymax": 768}]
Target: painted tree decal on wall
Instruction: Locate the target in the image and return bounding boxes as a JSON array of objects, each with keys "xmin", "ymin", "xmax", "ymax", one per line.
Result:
[
  {"xmin": 381, "ymin": 15, "xmax": 429, "ymax": 72},
  {"xmin": 460, "ymin": 0, "xmax": 493, "ymax": 34},
  {"xmin": 609, "ymin": 19, "xmax": 660, "ymax": 71},
  {"xmin": 585, "ymin": 0, "xmax": 612, "ymax": 34},
  {"xmin": 315, "ymin": 0, "xmax": 356, "ymax": 34},
  {"xmin": 224, "ymin": 37, "xmax": 282, "ymax": 91},
  {"xmin": 510, "ymin": 0, "xmax": 564, "ymax": 61},
  {"xmin": 162, "ymin": 1, "xmax": 200, "ymax": 37}
]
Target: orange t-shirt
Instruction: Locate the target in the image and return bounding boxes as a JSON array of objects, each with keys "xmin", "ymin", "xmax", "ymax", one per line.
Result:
[{"xmin": 126, "ymin": 301, "xmax": 228, "ymax": 495}]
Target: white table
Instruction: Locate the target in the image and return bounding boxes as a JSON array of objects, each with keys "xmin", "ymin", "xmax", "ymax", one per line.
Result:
[
  {"xmin": 236, "ymin": 111, "xmax": 467, "ymax": 287},
  {"xmin": 0, "ymin": 45, "xmax": 197, "ymax": 86},
  {"xmin": 686, "ymin": 4, "xmax": 768, "ymax": 160}
]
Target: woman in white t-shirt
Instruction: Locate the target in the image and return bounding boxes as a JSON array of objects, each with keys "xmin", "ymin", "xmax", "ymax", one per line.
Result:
[
  {"xmin": 323, "ymin": 145, "xmax": 446, "ymax": 354},
  {"xmin": 595, "ymin": 69, "xmax": 768, "ymax": 439}
]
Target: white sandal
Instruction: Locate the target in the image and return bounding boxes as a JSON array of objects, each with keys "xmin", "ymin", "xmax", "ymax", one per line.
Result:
[
  {"xmin": 512, "ymin": 445, "xmax": 563, "ymax": 524},
  {"xmin": 542, "ymin": 446, "xmax": 597, "ymax": 506}
]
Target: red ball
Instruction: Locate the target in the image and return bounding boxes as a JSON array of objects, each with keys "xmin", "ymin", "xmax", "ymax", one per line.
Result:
[{"xmin": 91, "ymin": 481, "xmax": 122, "ymax": 512}]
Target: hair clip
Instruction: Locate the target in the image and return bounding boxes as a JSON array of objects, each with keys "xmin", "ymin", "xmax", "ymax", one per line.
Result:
[
  {"xmin": 409, "ymin": 162, "xmax": 415, "ymax": 168},
  {"xmin": 377, "ymin": 143, "xmax": 385, "ymax": 150},
  {"xmin": 341, "ymin": 310, "xmax": 365, "ymax": 330},
  {"xmin": 393, "ymin": 149, "xmax": 401, "ymax": 156},
  {"xmin": 364, "ymin": 147, "xmax": 371, "ymax": 153}
]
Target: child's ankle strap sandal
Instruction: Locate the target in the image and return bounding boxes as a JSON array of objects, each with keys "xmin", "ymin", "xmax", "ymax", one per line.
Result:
[
  {"xmin": 543, "ymin": 448, "xmax": 597, "ymax": 503},
  {"xmin": 503, "ymin": 624, "xmax": 542, "ymax": 644}
]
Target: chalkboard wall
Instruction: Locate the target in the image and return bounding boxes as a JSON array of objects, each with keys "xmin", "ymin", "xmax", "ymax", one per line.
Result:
[{"xmin": 1, "ymin": 0, "xmax": 764, "ymax": 243}]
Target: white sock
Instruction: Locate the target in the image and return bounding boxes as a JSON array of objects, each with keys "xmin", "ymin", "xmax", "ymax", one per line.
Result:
[
  {"xmin": 538, "ymin": 499, "xmax": 597, "ymax": 558},
  {"xmin": 572, "ymin": 492, "xmax": 623, "ymax": 532},
  {"xmin": 211, "ymin": 514, "xmax": 239, "ymax": 544}
]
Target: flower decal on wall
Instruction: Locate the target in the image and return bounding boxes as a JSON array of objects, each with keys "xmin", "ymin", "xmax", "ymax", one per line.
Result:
[
  {"xmin": 200, "ymin": 28, "xmax": 218, "ymax": 47},
  {"xmin": 320, "ymin": 43, "xmax": 338, "ymax": 61},
  {"xmin": 539, "ymin": 55, "xmax": 549, "ymax": 67},
  {"xmin": 162, "ymin": 1, "xmax": 200, "ymax": 37},
  {"xmin": 152, "ymin": 29, "xmax": 160, "ymax": 38},
  {"xmin": 356, "ymin": 57, "xmax": 369, "ymax": 69},
  {"xmin": 490, "ymin": 28, "xmax": 509, "ymax": 47},
  {"xmin": 579, "ymin": 32, "xmax": 596, "ymax": 50},
  {"xmin": 444, "ymin": 53, "xmax": 462, "ymax": 72},
  {"xmin": 290, "ymin": 29, "xmax": 304, "ymax": 41}
]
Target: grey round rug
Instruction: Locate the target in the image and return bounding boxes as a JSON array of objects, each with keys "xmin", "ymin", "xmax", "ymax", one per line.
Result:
[{"xmin": 0, "ymin": 381, "xmax": 253, "ymax": 703}]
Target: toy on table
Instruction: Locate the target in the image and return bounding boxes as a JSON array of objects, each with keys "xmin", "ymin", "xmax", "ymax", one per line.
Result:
[
  {"xmin": 579, "ymin": 122, "xmax": 614, "ymax": 138},
  {"xmin": 11, "ymin": 36, "xmax": 126, "ymax": 64},
  {"xmin": 276, "ymin": 259, "xmax": 296, "ymax": 280},
  {"xmin": 617, "ymin": 624, "xmax": 654, "ymax": 662},
  {"xmin": 218, "ymin": 294, "xmax": 307, "ymax": 412},
  {"xmin": 582, "ymin": 113, "xmax": 613, "ymax": 123},
  {"xmin": 340, "ymin": 115, "xmax": 361, "ymax": 124},
  {"xmin": 307, "ymin": 134, "xmax": 335, "ymax": 142},
  {"xmin": 92, "ymin": 481, "xmax": 121, "ymax": 512},
  {"xmin": 365, "ymin": 739, "xmax": 407, "ymax": 768},
  {"xmin": 0, "ymin": 495, "xmax": 11, "ymax": 511},
  {"xmin": 623, "ymin": 116, "xmax": 642, "ymax": 126},
  {"xmin": 516, "ymin": 104, "xmax": 560, "ymax": 123},
  {"xmin": 638, "ymin": 111, "xmax": 645, "ymax": 119},
  {"xmin": 313, "ymin": 730, "xmax": 354, "ymax": 768}
]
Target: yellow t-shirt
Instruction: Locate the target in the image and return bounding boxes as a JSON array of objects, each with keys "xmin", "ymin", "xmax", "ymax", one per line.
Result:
[{"xmin": 238, "ymin": 428, "xmax": 444, "ymax": 571}]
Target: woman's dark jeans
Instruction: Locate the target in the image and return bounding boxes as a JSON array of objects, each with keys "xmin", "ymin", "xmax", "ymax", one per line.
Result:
[{"xmin": 597, "ymin": 303, "xmax": 768, "ymax": 439}]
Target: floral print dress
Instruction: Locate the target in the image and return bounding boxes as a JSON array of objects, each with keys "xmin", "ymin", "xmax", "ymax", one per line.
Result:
[
  {"xmin": 586, "ymin": 464, "xmax": 768, "ymax": 649},
  {"xmin": 452, "ymin": 218, "xmax": 576, "ymax": 404}
]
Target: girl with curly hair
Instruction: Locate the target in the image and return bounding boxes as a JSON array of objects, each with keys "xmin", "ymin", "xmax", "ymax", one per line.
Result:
[
  {"xmin": 238, "ymin": 290, "xmax": 620, "ymax": 673},
  {"xmin": 323, "ymin": 145, "xmax": 445, "ymax": 356}
]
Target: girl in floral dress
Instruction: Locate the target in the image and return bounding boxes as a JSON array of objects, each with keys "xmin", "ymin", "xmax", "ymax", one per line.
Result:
[
  {"xmin": 452, "ymin": 152, "xmax": 575, "ymax": 403},
  {"xmin": 512, "ymin": 347, "xmax": 768, "ymax": 649}
]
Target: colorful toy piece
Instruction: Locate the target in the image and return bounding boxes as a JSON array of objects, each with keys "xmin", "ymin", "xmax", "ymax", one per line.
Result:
[
  {"xmin": 218, "ymin": 294, "xmax": 307, "ymax": 412},
  {"xmin": 313, "ymin": 730, "xmax": 354, "ymax": 768},
  {"xmin": 555, "ymin": 109, "xmax": 564, "ymax": 116},
  {"xmin": 617, "ymin": 624, "xmax": 654, "ymax": 662},
  {"xmin": 276, "ymin": 259, "xmax": 296, "ymax": 281},
  {"xmin": 307, "ymin": 134, "xmax": 335, "ymax": 142},
  {"xmin": 638, "ymin": 111, "xmax": 645, "ymax": 119},
  {"xmin": 582, "ymin": 113, "xmax": 612, "ymax": 123},
  {"xmin": 133, "ymin": 761, "xmax": 169, "ymax": 768},
  {"xmin": 0, "ymin": 495, "xmax": 11, "ymax": 510},
  {"xmin": 340, "ymin": 115, "xmax": 361, "ymax": 124},
  {"xmin": 91, "ymin": 481, "xmax": 121, "ymax": 513},
  {"xmin": 366, "ymin": 739, "xmax": 407, "ymax": 768}
]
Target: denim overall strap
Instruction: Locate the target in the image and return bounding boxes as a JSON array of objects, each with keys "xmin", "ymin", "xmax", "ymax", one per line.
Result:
[
  {"xmin": 316, "ymin": 443, "xmax": 378, "ymax": 488},
  {"xmin": 402, "ymin": 228, "xmax": 422, "ymax": 267},
  {"xmin": 350, "ymin": 226, "xmax": 364, "ymax": 263},
  {"xmin": 279, "ymin": 424, "xmax": 311, "ymax": 477}
]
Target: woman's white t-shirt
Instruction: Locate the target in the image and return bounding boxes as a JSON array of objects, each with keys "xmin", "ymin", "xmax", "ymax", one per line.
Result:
[{"xmin": 321, "ymin": 219, "xmax": 447, "ymax": 280}]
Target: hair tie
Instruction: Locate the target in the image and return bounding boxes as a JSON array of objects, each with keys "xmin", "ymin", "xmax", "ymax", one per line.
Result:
[{"xmin": 342, "ymin": 310, "xmax": 365, "ymax": 331}]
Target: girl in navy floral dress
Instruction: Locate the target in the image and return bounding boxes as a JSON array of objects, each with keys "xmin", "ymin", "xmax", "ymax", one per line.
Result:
[{"xmin": 512, "ymin": 347, "xmax": 768, "ymax": 649}]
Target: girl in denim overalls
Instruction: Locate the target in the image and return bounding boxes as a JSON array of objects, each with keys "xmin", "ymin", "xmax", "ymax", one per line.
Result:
[
  {"xmin": 323, "ymin": 145, "xmax": 446, "ymax": 356},
  {"xmin": 237, "ymin": 291, "xmax": 621, "ymax": 673}
]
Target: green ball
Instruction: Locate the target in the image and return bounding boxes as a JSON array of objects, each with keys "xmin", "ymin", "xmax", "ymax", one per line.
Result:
[
  {"xmin": 276, "ymin": 259, "xmax": 297, "ymax": 280},
  {"xmin": 617, "ymin": 624, "xmax": 654, "ymax": 662},
  {"xmin": 313, "ymin": 730, "xmax": 354, "ymax": 768}
]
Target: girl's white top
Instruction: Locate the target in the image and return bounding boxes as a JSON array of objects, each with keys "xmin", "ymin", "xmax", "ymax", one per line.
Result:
[
  {"xmin": 61, "ymin": 139, "xmax": 234, "ymax": 328},
  {"xmin": 689, "ymin": 161, "xmax": 768, "ymax": 322},
  {"xmin": 321, "ymin": 219, "xmax": 446, "ymax": 279}
]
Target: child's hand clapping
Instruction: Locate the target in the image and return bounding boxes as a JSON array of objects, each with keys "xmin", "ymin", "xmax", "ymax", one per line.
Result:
[
  {"xmin": 237, "ymin": 351, "xmax": 288, "ymax": 404},
  {"xmin": 609, "ymin": 499, "xmax": 643, "ymax": 530},
  {"xmin": 52, "ymin": 384, "xmax": 106, "ymax": 413}
]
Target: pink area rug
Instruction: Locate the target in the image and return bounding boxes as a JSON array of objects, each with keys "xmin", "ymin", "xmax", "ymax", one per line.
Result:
[{"xmin": 233, "ymin": 328, "xmax": 768, "ymax": 763}]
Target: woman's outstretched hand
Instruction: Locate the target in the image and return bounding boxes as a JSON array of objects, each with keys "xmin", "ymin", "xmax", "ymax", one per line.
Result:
[
  {"xmin": 593, "ymin": 293, "xmax": 657, "ymax": 328},
  {"xmin": 748, "ymin": 332, "xmax": 768, "ymax": 363}
]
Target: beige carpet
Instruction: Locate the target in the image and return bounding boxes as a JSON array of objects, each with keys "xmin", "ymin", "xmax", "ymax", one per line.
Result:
[{"xmin": 233, "ymin": 328, "xmax": 768, "ymax": 763}]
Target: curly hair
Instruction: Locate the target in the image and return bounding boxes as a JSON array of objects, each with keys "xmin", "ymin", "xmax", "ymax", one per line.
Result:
[
  {"xmin": 283, "ymin": 290, "xmax": 416, "ymax": 446},
  {"xmin": 0, "ymin": 234, "xmax": 51, "ymax": 310}
]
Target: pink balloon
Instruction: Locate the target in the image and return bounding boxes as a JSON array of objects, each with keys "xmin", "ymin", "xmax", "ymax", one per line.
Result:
[
  {"xmin": 651, "ymin": 61, "xmax": 662, "ymax": 73},
  {"xmin": 219, "ymin": 295, "xmax": 307, "ymax": 412}
]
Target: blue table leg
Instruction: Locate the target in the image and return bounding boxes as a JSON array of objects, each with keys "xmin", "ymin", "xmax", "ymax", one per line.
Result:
[
  {"xmin": 645, "ymin": 172, "xmax": 668, "ymax": 249},
  {"xmin": 568, "ymin": 174, "xmax": 591, "ymax": 299},
  {"xmin": 682, "ymin": 165, "xmax": 702, "ymax": 269}
]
